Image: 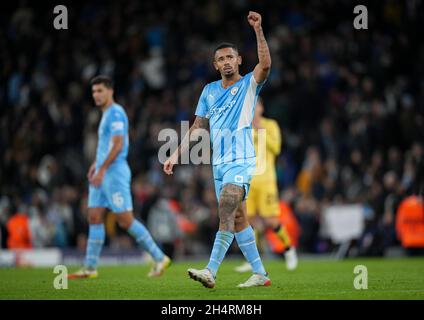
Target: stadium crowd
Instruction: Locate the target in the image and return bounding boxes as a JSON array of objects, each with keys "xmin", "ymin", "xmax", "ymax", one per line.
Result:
[{"xmin": 1, "ymin": 0, "xmax": 423, "ymax": 257}]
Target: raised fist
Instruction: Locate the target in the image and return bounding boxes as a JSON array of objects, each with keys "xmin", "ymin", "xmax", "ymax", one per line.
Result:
[{"xmin": 247, "ymin": 11, "xmax": 262, "ymax": 29}]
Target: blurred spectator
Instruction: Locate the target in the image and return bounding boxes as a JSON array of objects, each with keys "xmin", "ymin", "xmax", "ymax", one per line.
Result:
[
  {"xmin": 396, "ymin": 195, "xmax": 424, "ymax": 256},
  {"xmin": 6, "ymin": 210, "xmax": 32, "ymax": 249}
]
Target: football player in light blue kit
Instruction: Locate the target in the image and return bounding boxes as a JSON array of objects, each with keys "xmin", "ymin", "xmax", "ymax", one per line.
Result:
[
  {"xmin": 69, "ymin": 76, "xmax": 171, "ymax": 279},
  {"xmin": 164, "ymin": 11, "xmax": 271, "ymax": 288}
]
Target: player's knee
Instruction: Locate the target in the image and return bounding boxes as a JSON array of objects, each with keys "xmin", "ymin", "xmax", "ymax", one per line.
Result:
[
  {"xmin": 234, "ymin": 215, "xmax": 248, "ymax": 232},
  {"xmin": 116, "ymin": 213, "xmax": 133, "ymax": 230},
  {"xmin": 218, "ymin": 207, "xmax": 236, "ymax": 232},
  {"xmin": 218, "ymin": 201, "xmax": 236, "ymax": 221},
  {"xmin": 88, "ymin": 210, "xmax": 104, "ymax": 224},
  {"xmin": 234, "ymin": 214, "xmax": 243, "ymax": 225},
  {"xmin": 116, "ymin": 218, "xmax": 130, "ymax": 230}
]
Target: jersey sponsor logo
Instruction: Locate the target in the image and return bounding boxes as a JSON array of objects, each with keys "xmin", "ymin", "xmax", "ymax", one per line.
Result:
[
  {"xmin": 230, "ymin": 87, "xmax": 239, "ymax": 95},
  {"xmin": 208, "ymin": 100, "xmax": 236, "ymax": 118},
  {"xmin": 111, "ymin": 121, "xmax": 124, "ymax": 131}
]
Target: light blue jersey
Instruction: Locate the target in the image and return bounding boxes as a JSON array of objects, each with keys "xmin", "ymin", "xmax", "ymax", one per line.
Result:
[
  {"xmin": 89, "ymin": 103, "xmax": 133, "ymax": 213},
  {"xmin": 195, "ymin": 72, "xmax": 265, "ymax": 165},
  {"xmin": 195, "ymin": 72, "xmax": 266, "ymax": 200},
  {"xmin": 95, "ymin": 103, "xmax": 129, "ymax": 169}
]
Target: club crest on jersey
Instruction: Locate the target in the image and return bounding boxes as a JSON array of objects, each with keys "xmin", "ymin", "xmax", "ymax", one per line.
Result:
[{"xmin": 230, "ymin": 87, "xmax": 239, "ymax": 95}]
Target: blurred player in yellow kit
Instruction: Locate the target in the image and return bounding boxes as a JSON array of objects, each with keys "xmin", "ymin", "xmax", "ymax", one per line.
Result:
[{"xmin": 235, "ymin": 97, "xmax": 298, "ymax": 272}]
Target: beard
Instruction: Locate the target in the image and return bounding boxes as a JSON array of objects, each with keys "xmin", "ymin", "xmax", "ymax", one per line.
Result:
[{"xmin": 222, "ymin": 69, "xmax": 235, "ymax": 78}]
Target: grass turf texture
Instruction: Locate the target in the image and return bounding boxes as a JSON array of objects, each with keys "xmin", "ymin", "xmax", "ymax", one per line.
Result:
[{"xmin": 0, "ymin": 258, "xmax": 423, "ymax": 300}]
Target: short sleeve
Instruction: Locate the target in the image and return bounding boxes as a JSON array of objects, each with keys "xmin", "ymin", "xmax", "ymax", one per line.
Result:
[
  {"xmin": 194, "ymin": 86, "xmax": 209, "ymax": 118},
  {"xmin": 249, "ymin": 72, "xmax": 266, "ymax": 94},
  {"xmin": 109, "ymin": 110, "xmax": 126, "ymax": 136}
]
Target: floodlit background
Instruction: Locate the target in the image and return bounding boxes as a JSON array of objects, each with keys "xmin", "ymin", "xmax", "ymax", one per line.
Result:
[{"xmin": 1, "ymin": 0, "xmax": 423, "ymax": 267}]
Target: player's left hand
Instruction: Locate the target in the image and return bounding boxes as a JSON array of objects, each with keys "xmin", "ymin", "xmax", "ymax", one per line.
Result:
[
  {"xmin": 90, "ymin": 168, "xmax": 105, "ymax": 187},
  {"xmin": 247, "ymin": 11, "xmax": 262, "ymax": 29}
]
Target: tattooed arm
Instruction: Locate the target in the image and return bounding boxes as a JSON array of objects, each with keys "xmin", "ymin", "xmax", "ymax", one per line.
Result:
[
  {"xmin": 248, "ymin": 11, "xmax": 271, "ymax": 84},
  {"xmin": 163, "ymin": 116, "xmax": 209, "ymax": 175}
]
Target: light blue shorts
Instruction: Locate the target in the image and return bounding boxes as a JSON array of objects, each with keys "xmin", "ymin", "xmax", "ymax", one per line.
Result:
[
  {"xmin": 88, "ymin": 163, "xmax": 133, "ymax": 213},
  {"xmin": 212, "ymin": 158, "xmax": 256, "ymax": 202}
]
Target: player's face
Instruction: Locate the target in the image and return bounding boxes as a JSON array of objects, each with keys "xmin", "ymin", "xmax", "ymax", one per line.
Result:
[
  {"xmin": 92, "ymin": 84, "xmax": 113, "ymax": 107},
  {"xmin": 213, "ymin": 47, "xmax": 242, "ymax": 78}
]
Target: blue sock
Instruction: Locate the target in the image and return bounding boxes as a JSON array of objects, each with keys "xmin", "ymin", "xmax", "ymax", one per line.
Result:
[
  {"xmin": 84, "ymin": 224, "xmax": 105, "ymax": 269},
  {"xmin": 235, "ymin": 226, "xmax": 267, "ymax": 276},
  {"xmin": 128, "ymin": 220, "xmax": 164, "ymax": 262},
  {"xmin": 206, "ymin": 231, "xmax": 234, "ymax": 278}
]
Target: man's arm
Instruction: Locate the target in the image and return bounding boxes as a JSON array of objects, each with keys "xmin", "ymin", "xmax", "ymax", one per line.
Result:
[
  {"xmin": 90, "ymin": 135, "xmax": 123, "ymax": 186},
  {"xmin": 163, "ymin": 116, "xmax": 209, "ymax": 175},
  {"xmin": 100, "ymin": 135, "xmax": 123, "ymax": 171},
  {"xmin": 176, "ymin": 116, "xmax": 209, "ymax": 159},
  {"xmin": 248, "ymin": 11, "xmax": 271, "ymax": 84}
]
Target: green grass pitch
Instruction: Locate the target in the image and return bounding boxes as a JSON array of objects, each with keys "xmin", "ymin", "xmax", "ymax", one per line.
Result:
[{"xmin": 1, "ymin": 257, "xmax": 423, "ymax": 299}]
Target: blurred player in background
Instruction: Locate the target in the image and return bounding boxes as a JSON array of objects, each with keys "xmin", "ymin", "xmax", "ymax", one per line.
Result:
[
  {"xmin": 235, "ymin": 97, "xmax": 298, "ymax": 273},
  {"xmin": 164, "ymin": 11, "xmax": 271, "ymax": 288},
  {"xmin": 68, "ymin": 76, "xmax": 171, "ymax": 279}
]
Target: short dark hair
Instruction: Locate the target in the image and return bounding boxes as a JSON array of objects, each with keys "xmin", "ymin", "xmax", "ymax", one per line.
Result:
[
  {"xmin": 90, "ymin": 75, "xmax": 114, "ymax": 89},
  {"xmin": 214, "ymin": 42, "xmax": 239, "ymax": 55}
]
